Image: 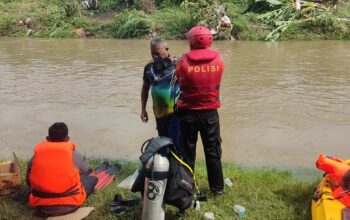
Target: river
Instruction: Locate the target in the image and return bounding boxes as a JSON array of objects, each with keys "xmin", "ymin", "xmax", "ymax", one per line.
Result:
[{"xmin": 1, "ymin": 39, "xmax": 350, "ymax": 168}]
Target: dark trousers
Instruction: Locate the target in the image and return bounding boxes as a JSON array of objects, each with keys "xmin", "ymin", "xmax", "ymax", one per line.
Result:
[
  {"xmin": 156, "ymin": 114, "xmax": 180, "ymax": 148},
  {"xmin": 81, "ymin": 174, "xmax": 98, "ymax": 197},
  {"xmin": 178, "ymin": 109, "xmax": 224, "ymax": 193}
]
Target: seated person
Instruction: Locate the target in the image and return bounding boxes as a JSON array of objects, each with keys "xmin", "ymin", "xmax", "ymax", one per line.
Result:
[{"xmin": 26, "ymin": 122, "xmax": 97, "ymax": 216}]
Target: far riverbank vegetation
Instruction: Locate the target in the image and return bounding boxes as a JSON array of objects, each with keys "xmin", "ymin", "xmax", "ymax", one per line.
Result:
[{"xmin": 0, "ymin": 0, "xmax": 350, "ymax": 40}]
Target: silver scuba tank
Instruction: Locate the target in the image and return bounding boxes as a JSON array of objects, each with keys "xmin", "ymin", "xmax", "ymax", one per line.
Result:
[{"xmin": 141, "ymin": 153, "xmax": 169, "ymax": 220}]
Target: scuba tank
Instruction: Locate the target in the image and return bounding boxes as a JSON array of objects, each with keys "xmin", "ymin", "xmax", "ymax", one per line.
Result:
[
  {"xmin": 142, "ymin": 152, "xmax": 169, "ymax": 220},
  {"xmin": 133, "ymin": 137, "xmax": 199, "ymax": 219}
]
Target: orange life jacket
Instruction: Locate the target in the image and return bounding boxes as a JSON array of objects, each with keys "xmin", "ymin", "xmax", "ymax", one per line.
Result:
[
  {"xmin": 316, "ymin": 154, "xmax": 350, "ymax": 207},
  {"xmin": 176, "ymin": 49, "xmax": 224, "ymax": 110},
  {"xmin": 316, "ymin": 154, "xmax": 350, "ymax": 186},
  {"xmin": 29, "ymin": 141, "xmax": 86, "ymax": 207}
]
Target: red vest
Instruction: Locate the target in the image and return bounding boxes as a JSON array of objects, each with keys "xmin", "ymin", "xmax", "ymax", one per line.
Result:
[
  {"xmin": 176, "ymin": 49, "xmax": 224, "ymax": 110},
  {"xmin": 29, "ymin": 141, "xmax": 86, "ymax": 207}
]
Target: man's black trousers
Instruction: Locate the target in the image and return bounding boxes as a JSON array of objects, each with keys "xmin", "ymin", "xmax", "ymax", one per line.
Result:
[{"xmin": 178, "ymin": 109, "xmax": 224, "ymax": 193}]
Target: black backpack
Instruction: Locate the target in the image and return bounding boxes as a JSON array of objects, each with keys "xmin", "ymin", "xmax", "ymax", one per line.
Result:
[
  {"xmin": 164, "ymin": 149, "xmax": 197, "ymax": 210},
  {"xmin": 131, "ymin": 137, "xmax": 198, "ymax": 211}
]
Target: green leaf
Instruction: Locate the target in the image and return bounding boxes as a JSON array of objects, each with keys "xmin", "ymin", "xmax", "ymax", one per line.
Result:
[{"xmin": 256, "ymin": 0, "xmax": 282, "ymax": 6}]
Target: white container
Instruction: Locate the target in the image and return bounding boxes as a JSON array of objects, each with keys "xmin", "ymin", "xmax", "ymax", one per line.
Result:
[
  {"xmin": 233, "ymin": 204, "xmax": 246, "ymax": 216},
  {"xmin": 195, "ymin": 200, "xmax": 200, "ymax": 210},
  {"xmin": 224, "ymin": 178, "xmax": 233, "ymax": 187},
  {"xmin": 204, "ymin": 212, "xmax": 215, "ymax": 220}
]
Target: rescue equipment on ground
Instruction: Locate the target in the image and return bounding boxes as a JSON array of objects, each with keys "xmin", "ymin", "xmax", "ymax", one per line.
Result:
[
  {"xmin": 89, "ymin": 162, "xmax": 121, "ymax": 190},
  {"xmin": 312, "ymin": 154, "xmax": 350, "ymax": 219},
  {"xmin": 131, "ymin": 137, "xmax": 200, "ymax": 220},
  {"xmin": 312, "ymin": 176, "xmax": 350, "ymax": 220},
  {"xmin": 110, "ymin": 193, "xmax": 141, "ymax": 216}
]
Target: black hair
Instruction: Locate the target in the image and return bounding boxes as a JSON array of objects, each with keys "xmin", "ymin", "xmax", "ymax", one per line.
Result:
[{"xmin": 48, "ymin": 122, "xmax": 68, "ymax": 142}]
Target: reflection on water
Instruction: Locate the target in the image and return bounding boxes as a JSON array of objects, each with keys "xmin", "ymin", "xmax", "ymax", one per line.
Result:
[{"xmin": 1, "ymin": 39, "xmax": 350, "ymax": 167}]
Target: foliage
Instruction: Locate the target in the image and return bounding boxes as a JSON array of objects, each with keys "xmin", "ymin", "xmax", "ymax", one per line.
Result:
[
  {"xmin": 244, "ymin": 0, "xmax": 283, "ymax": 13},
  {"xmin": 98, "ymin": 0, "xmax": 122, "ymax": 11},
  {"xmin": 0, "ymin": 14, "xmax": 15, "ymax": 36},
  {"xmin": 106, "ymin": 5, "xmax": 196, "ymax": 39},
  {"xmin": 180, "ymin": 0, "xmax": 238, "ymax": 40},
  {"xmin": 224, "ymin": 3, "xmax": 263, "ymax": 40},
  {"xmin": 258, "ymin": 0, "xmax": 350, "ymax": 40},
  {"xmin": 155, "ymin": 0, "xmax": 183, "ymax": 7},
  {"xmin": 153, "ymin": 7, "xmax": 196, "ymax": 39},
  {"xmin": 0, "ymin": 0, "xmax": 105, "ymax": 38},
  {"xmin": 0, "ymin": 0, "xmax": 349, "ymax": 40},
  {"xmin": 108, "ymin": 10, "xmax": 154, "ymax": 38},
  {"xmin": 55, "ymin": 0, "xmax": 83, "ymax": 17},
  {"xmin": 335, "ymin": 0, "xmax": 350, "ymax": 18},
  {"xmin": 280, "ymin": 17, "xmax": 350, "ymax": 40},
  {"xmin": 180, "ymin": 0, "xmax": 219, "ymax": 26},
  {"xmin": 136, "ymin": 0, "xmax": 156, "ymax": 14},
  {"xmin": 99, "ymin": 0, "xmax": 163, "ymax": 13}
]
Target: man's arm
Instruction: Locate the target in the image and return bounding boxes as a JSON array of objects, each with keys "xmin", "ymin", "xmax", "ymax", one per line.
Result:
[
  {"xmin": 141, "ymin": 81, "xmax": 151, "ymax": 122},
  {"xmin": 73, "ymin": 150, "xmax": 91, "ymax": 175}
]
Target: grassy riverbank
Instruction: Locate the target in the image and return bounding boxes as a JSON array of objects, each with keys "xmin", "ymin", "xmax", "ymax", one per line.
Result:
[
  {"xmin": 0, "ymin": 0, "xmax": 349, "ymax": 40},
  {"xmin": 0, "ymin": 158, "xmax": 320, "ymax": 219}
]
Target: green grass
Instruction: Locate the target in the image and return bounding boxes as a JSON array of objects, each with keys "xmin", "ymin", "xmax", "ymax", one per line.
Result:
[
  {"xmin": 0, "ymin": 158, "xmax": 319, "ymax": 220},
  {"xmin": 0, "ymin": 0, "xmax": 103, "ymax": 38}
]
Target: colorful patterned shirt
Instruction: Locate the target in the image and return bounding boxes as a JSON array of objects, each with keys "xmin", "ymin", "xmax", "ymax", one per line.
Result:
[{"xmin": 143, "ymin": 60, "xmax": 179, "ymax": 119}]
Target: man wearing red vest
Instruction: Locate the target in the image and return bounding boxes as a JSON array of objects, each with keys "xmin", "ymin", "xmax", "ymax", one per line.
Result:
[
  {"xmin": 176, "ymin": 26, "xmax": 224, "ymax": 196},
  {"xmin": 26, "ymin": 122, "xmax": 97, "ymax": 216}
]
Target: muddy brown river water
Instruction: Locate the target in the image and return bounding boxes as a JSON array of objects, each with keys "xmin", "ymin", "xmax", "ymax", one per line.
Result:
[{"xmin": 1, "ymin": 39, "xmax": 350, "ymax": 167}]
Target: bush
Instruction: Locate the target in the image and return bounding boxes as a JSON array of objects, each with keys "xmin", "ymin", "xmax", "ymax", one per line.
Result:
[
  {"xmin": 0, "ymin": 14, "xmax": 19, "ymax": 36},
  {"xmin": 153, "ymin": 7, "xmax": 196, "ymax": 39},
  {"xmin": 108, "ymin": 10, "xmax": 154, "ymax": 38},
  {"xmin": 281, "ymin": 16, "xmax": 350, "ymax": 40},
  {"xmin": 243, "ymin": 0, "xmax": 283, "ymax": 13},
  {"xmin": 225, "ymin": 3, "xmax": 262, "ymax": 40},
  {"xmin": 58, "ymin": 0, "xmax": 83, "ymax": 17},
  {"xmin": 99, "ymin": 0, "xmax": 123, "ymax": 11}
]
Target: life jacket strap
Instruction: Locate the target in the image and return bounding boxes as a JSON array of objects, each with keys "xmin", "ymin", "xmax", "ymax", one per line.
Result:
[{"xmin": 32, "ymin": 184, "xmax": 80, "ymax": 198}]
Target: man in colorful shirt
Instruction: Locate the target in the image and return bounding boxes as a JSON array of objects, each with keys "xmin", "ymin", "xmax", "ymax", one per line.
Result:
[{"xmin": 141, "ymin": 37, "xmax": 180, "ymax": 147}]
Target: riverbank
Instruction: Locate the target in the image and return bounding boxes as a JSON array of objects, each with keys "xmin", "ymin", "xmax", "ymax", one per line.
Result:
[
  {"xmin": 1, "ymin": 0, "xmax": 349, "ymax": 41},
  {"xmin": 0, "ymin": 158, "xmax": 319, "ymax": 219}
]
